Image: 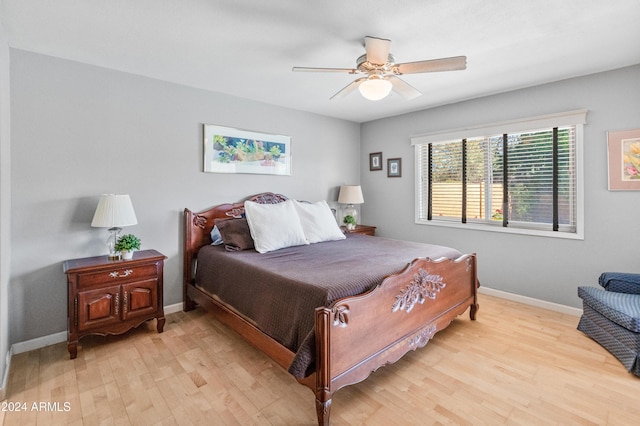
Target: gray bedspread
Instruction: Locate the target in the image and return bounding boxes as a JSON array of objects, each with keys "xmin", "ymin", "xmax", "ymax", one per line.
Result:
[{"xmin": 194, "ymin": 233, "xmax": 462, "ymax": 378}]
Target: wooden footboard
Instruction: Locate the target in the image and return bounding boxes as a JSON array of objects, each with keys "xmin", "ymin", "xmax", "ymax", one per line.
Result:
[{"xmin": 309, "ymin": 254, "xmax": 478, "ymax": 425}]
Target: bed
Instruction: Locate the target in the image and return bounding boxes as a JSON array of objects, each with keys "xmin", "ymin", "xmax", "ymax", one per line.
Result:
[{"xmin": 183, "ymin": 192, "xmax": 479, "ymax": 425}]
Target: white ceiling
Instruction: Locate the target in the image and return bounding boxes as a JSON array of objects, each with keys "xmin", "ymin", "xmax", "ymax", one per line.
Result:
[{"xmin": 3, "ymin": 0, "xmax": 640, "ymax": 123}]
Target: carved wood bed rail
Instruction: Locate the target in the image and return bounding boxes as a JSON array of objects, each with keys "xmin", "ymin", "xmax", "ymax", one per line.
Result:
[{"xmin": 183, "ymin": 192, "xmax": 479, "ymax": 425}]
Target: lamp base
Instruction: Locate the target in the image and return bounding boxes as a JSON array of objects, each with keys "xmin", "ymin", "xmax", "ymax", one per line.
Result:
[
  {"xmin": 342, "ymin": 204, "xmax": 358, "ymax": 228},
  {"xmin": 106, "ymin": 227, "xmax": 122, "ymax": 261}
]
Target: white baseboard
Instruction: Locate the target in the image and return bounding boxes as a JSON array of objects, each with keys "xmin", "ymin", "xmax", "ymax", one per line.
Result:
[
  {"xmin": 11, "ymin": 331, "xmax": 67, "ymax": 355},
  {"xmin": 163, "ymin": 302, "xmax": 182, "ymax": 315},
  {"xmin": 479, "ymin": 286, "xmax": 582, "ymax": 316},
  {"xmin": 11, "ymin": 302, "xmax": 184, "ymax": 356}
]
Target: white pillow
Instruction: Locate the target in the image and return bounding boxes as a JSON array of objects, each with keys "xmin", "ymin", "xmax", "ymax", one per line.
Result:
[
  {"xmin": 244, "ymin": 200, "xmax": 309, "ymax": 253},
  {"xmin": 293, "ymin": 200, "xmax": 346, "ymax": 244}
]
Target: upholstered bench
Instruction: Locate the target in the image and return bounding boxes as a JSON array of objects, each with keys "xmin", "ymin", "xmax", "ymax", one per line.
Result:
[{"xmin": 577, "ymin": 272, "xmax": 640, "ymax": 376}]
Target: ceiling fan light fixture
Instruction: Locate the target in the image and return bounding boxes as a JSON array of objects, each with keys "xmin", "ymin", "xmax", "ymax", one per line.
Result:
[{"xmin": 358, "ymin": 76, "xmax": 392, "ymax": 101}]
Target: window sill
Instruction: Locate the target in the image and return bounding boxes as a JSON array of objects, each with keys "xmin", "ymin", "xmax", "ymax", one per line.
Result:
[{"xmin": 415, "ymin": 218, "xmax": 584, "ymax": 240}]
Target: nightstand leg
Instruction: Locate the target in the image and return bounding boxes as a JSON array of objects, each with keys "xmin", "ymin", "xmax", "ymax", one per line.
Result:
[
  {"xmin": 68, "ymin": 341, "xmax": 78, "ymax": 359},
  {"xmin": 157, "ymin": 317, "xmax": 165, "ymax": 333}
]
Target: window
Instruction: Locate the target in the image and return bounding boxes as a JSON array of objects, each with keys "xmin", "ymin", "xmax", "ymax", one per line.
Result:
[{"xmin": 412, "ymin": 110, "xmax": 587, "ymax": 239}]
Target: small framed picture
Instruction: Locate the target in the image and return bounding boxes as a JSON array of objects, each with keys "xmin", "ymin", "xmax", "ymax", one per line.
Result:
[
  {"xmin": 607, "ymin": 128, "xmax": 640, "ymax": 190},
  {"xmin": 387, "ymin": 158, "xmax": 401, "ymax": 177},
  {"xmin": 369, "ymin": 152, "xmax": 382, "ymax": 171}
]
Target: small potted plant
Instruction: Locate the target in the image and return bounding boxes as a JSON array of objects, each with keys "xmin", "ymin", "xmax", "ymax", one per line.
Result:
[
  {"xmin": 114, "ymin": 234, "xmax": 141, "ymax": 260},
  {"xmin": 343, "ymin": 214, "xmax": 357, "ymax": 230}
]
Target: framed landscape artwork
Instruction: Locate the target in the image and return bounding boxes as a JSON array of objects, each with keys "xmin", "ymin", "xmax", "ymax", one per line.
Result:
[
  {"xmin": 607, "ymin": 129, "xmax": 640, "ymax": 190},
  {"xmin": 204, "ymin": 124, "xmax": 291, "ymax": 175}
]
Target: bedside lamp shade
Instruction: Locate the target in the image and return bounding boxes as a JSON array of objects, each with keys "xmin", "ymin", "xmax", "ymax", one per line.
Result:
[
  {"xmin": 338, "ymin": 185, "xmax": 364, "ymax": 229},
  {"xmin": 338, "ymin": 185, "xmax": 364, "ymax": 205},
  {"xmin": 91, "ymin": 194, "xmax": 138, "ymax": 228},
  {"xmin": 92, "ymin": 194, "xmax": 138, "ymax": 260}
]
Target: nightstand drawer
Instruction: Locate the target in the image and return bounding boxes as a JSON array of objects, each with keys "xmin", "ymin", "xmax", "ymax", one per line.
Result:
[{"xmin": 77, "ymin": 264, "xmax": 158, "ymax": 288}]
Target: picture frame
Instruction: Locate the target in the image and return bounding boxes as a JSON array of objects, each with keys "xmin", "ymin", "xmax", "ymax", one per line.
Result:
[
  {"xmin": 387, "ymin": 158, "xmax": 402, "ymax": 178},
  {"xmin": 203, "ymin": 124, "xmax": 291, "ymax": 175},
  {"xmin": 607, "ymin": 128, "xmax": 640, "ymax": 190},
  {"xmin": 369, "ymin": 152, "xmax": 383, "ymax": 171}
]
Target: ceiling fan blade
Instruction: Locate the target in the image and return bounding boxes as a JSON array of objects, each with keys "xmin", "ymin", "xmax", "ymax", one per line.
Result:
[
  {"xmin": 387, "ymin": 76, "xmax": 422, "ymax": 100},
  {"xmin": 292, "ymin": 66, "xmax": 357, "ymax": 73},
  {"xmin": 330, "ymin": 78, "xmax": 365, "ymax": 100},
  {"xmin": 395, "ymin": 56, "xmax": 467, "ymax": 74},
  {"xmin": 364, "ymin": 36, "xmax": 391, "ymax": 64}
]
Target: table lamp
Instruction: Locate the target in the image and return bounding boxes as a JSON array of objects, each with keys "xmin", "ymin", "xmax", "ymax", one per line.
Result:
[
  {"xmin": 338, "ymin": 185, "xmax": 364, "ymax": 230},
  {"xmin": 91, "ymin": 194, "xmax": 138, "ymax": 260}
]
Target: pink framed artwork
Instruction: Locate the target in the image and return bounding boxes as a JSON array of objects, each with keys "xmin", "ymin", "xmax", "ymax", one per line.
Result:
[{"xmin": 607, "ymin": 128, "xmax": 640, "ymax": 190}]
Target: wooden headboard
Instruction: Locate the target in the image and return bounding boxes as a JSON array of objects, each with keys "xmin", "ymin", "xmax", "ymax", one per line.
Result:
[{"xmin": 182, "ymin": 192, "xmax": 288, "ymax": 296}]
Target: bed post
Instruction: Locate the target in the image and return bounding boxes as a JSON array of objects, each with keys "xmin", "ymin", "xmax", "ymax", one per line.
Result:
[
  {"xmin": 314, "ymin": 306, "xmax": 332, "ymax": 425},
  {"xmin": 469, "ymin": 254, "xmax": 480, "ymax": 320},
  {"xmin": 183, "ymin": 208, "xmax": 197, "ymax": 311}
]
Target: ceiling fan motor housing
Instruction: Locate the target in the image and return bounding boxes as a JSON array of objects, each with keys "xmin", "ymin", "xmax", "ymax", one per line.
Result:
[{"xmin": 356, "ymin": 53, "xmax": 396, "ymax": 74}]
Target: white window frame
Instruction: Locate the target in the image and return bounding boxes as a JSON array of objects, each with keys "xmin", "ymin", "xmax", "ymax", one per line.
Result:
[{"xmin": 411, "ymin": 110, "xmax": 587, "ymax": 240}]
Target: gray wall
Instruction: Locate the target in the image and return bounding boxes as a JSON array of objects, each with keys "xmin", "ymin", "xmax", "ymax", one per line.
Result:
[
  {"xmin": 9, "ymin": 49, "xmax": 360, "ymax": 343},
  {"xmin": 0, "ymin": 16, "xmax": 11, "ymax": 396},
  {"xmin": 360, "ymin": 65, "xmax": 640, "ymax": 308}
]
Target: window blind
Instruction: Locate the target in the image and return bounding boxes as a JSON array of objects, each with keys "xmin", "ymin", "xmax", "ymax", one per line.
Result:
[{"xmin": 415, "ymin": 110, "xmax": 584, "ymax": 237}]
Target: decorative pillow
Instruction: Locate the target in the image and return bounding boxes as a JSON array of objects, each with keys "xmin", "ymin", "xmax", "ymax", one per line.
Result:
[
  {"xmin": 244, "ymin": 199, "xmax": 309, "ymax": 253},
  {"xmin": 293, "ymin": 200, "xmax": 346, "ymax": 244},
  {"xmin": 599, "ymin": 272, "xmax": 640, "ymax": 295},
  {"xmin": 210, "ymin": 225, "xmax": 223, "ymax": 245},
  {"xmin": 214, "ymin": 218, "xmax": 254, "ymax": 251}
]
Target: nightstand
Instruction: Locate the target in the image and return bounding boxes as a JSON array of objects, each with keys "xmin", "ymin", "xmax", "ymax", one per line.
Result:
[
  {"xmin": 341, "ymin": 224, "xmax": 377, "ymax": 236},
  {"xmin": 63, "ymin": 249, "xmax": 167, "ymax": 359}
]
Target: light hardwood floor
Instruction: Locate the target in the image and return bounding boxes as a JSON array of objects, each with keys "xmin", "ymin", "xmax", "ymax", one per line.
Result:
[{"xmin": 2, "ymin": 294, "xmax": 640, "ymax": 425}]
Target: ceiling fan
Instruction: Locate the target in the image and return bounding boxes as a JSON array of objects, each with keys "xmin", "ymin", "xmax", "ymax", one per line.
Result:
[{"xmin": 292, "ymin": 36, "xmax": 466, "ymax": 101}]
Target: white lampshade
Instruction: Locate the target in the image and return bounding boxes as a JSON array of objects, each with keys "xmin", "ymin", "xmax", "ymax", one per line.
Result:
[
  {"xmin": 92, "ymin": 194, "xmax": 137, "ymax": 260},
  {"xmin": 358, "ymin": 76, "xmax": 392, "ymax": 101},
  {"xmin": 91, "ymin": 194, "xmax": 138, "ymax": 228},
  {"xmin": 338, "ymin": 185, "xmax": 364, "ymax": 204}
]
